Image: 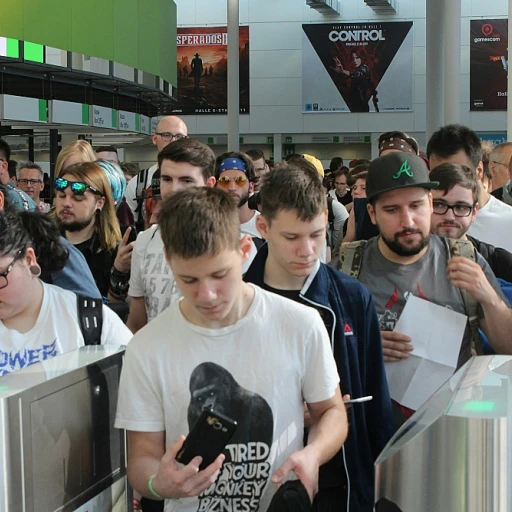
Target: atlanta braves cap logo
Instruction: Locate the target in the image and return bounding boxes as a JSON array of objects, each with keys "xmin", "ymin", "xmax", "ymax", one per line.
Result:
[{"xmin": 392, "ymin": 159, "xmax": 414, "ymax": 180}]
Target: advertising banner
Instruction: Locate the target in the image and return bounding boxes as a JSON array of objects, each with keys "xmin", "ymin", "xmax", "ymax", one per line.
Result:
[
  {"xmin": 172, "ymin": 26, "xmax": 249, "ymax": 115},
  {"xmin": 302, "ymin": 22, "xmax": 413, "ymax": 113},
  {"xmin": 470, "ymin": 19, "xmax": 508, "ymax": 111}
]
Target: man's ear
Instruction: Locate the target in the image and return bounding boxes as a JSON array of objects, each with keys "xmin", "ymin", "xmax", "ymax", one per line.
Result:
[
  {"xmin": 0, "ymin": 191, "xmax": 4, "ymax": 211},
  {"xmin": 240, "ymin": 234, "xmax": 253, "ymax": 263},
  {"xmin": 367, "ymin": 202, "xmax": 377, "ymax": 226},
  {"xmin": 206, "ymin": 176, "xmax": 216, "ymax": 188},
  {"xmin": 151, "ymin": 133, "xmax": 158, "ymax": 147},
  {"xmin": 476, "ymin": 160, "xmax": 484, "ymax": 181},
  {"xmin": 256, "ymin": 214, "xmax": 270, "ymax": 239},
  {"xmin": 96, "ymin": 196, "xmax": 106, "ymax": 210}
]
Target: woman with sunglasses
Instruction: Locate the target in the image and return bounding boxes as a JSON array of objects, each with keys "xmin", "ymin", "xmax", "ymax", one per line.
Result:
[
  {"xmin": 0, "ymin": 209, "xmax": 132, "ymax": 376},
  {"xmin": 54, "ymin": 162, "xmax": 131, "ymax": 302}
]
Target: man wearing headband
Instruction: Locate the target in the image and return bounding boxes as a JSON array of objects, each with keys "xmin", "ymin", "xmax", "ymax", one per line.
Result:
[
  {"xmin": 215, "ymin": 152, "xmax": 265, "ymax": 254},
  {"xmin": 126, "ymin": 138, "xmax": 216, "ymax": 335},
  {"xmin": 378, "ymin": 131, "xmax": 419, "ymax": 157}
]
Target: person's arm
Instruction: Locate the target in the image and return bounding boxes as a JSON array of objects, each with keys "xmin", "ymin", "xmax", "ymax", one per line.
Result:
[
  {"xmin": 51, "ymin": 237, "xmax": 102, "ymax": 298},
  {"xmin": 108, "ymin": 228, "xmax": 134, "ymax": 303},
  {"xmin": 272, "ymin": 389, "xmax": 347, "ymax": 501},
  {"xmin": 127, "ymin": 296, "xmax": 148, "ymax": 334},
  {"xmin": 331, "ymin": 201, "xmax": 349, "ymax": 249},
  {"xmin": 343, "ymin": 209, "xmax": 356, "ymax": 243},
  {"xmin": 447, "ymin": 255, "xmax": 512, "ymax": 353},
  {"xmin": 127, "ymin": 431, "xmax": 224, "ymax": 500}
]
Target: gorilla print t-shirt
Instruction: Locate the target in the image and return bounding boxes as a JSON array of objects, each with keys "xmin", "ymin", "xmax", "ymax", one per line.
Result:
[{"xmin": 115, "ymin": 284, "xmax": 339, "ymax": 512}]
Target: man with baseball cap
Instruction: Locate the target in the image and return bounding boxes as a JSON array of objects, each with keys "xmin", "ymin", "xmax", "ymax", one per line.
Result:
[{"xmin": 338, "ymin": 152, "xmax": 512, "ymax": 422}]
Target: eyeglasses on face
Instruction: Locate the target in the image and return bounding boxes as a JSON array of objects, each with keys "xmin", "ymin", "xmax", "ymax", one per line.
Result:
[
  {"xmin": 0, "ymin": 250, "xmax": 23, "ymax": 290},
  {"xmin": 155, "ymin": 132, "xmax": 187, "ymax": 142},
  {"xmin": 217, "ymin": 175, "xmax": 249, "ymax": 188},
  {"xmin": 432, "ymin": 201, "xmax": 475, "ymax": 217},
  {"xmin": 18, "ymin": 179, "xmax": 42, "ymax": 185},
  {"xmin": 54, "ymin": 177, "xmax": 100, "ymax": 196}
]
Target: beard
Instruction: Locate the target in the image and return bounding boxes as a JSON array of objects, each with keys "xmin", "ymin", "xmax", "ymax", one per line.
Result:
[
  {"xmin": 58, "ymin": 211, "xmax": 96, "ymax": 233},
  {"xmin": 229, "ymin": 190, "xmax": 250, "ymax": 208},
  {"xmin": 434, "ymin": 222, "xmax": 465, "ymax": 239},
  {"xmin": 381, "ymin": 229, "xmax": 430, "ymax": 257}
]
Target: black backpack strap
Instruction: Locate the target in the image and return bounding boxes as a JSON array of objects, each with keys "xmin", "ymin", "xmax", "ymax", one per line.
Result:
[
  {"xmin": 252, "ymin": 236, "xmax": 266, "ymax": 251},
  {"xmin": 77, "ymin": 295, "xmax": 103, "ymax": 345}
]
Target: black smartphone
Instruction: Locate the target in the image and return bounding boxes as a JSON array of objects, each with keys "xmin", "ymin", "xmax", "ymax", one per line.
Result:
[
  {"xmin": 127, "ymin": 225, "xmax": 137, "ymax": 244},
  {"xmin": 176, "ymin": 408, "xmax": 238, "ymax": 470}
]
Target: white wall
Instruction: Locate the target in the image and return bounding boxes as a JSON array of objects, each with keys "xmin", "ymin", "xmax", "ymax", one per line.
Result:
[{"xmin": 173, "ymin": 0, "xmax": 510, "ymax": 153}]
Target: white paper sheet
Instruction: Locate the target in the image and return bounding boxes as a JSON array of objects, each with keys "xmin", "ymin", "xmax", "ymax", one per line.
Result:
[{"xmin": 384, "ymin": 295, "xmax": 468, "ymax": 410}]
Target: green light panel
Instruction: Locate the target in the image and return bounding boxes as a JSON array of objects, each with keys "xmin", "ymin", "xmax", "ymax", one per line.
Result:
[{"xmin": 24, "ymin": 41, "xmax": 44, "ymax": 63}]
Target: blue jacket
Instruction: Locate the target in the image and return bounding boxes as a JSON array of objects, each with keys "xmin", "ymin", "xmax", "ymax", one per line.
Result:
[{"xmin": 244, "ymin": 246, "xmax": 395, "ymax": 511}]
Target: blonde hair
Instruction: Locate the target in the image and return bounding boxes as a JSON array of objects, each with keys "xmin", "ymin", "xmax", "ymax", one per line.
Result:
[
  {"xmin": 60, "ymin": 162, "xmax": 121, "ymax": 251},
  {"xmin": 56, "ymin": 140, "xmax": 96, "ymax": 178}
]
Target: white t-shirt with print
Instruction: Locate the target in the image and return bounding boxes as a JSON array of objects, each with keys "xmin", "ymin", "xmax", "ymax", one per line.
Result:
[
  {"xmin": 125, "ymin": 163, "xmax": 159, "ymax": 219},
  {"xmin": 128, "ymin": 224, "xmax": 182, "ymax": 322},
  {"xmin": 241, "ymin": 211, "xmax": 261, "ymax": 238},
  {"xmin": 115, "ymin": 284, "xmax": 339, "ymax": 512},
  {"xmin": 0, "ymin": 283, "xmax": 132, "ymax": 376},
  {"xmin": 468, "ymin": 194, "xmax": 512, "ymax": 252}
]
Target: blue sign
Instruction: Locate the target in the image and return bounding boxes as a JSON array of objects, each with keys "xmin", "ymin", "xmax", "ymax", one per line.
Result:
[{"xmin": 477, "ymin": 132, "xmax": 507, "ymax": 145}]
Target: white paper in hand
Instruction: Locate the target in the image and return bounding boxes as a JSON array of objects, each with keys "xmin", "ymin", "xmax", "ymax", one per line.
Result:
[{"xmin": 384, "ymin": 295, "xmax": 468, "ymax": 411}]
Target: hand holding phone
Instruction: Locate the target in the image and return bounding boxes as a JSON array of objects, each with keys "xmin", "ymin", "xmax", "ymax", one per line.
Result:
[{"xmin": 176, "ymin": 408, "xmax": 237, "ymax": 470}]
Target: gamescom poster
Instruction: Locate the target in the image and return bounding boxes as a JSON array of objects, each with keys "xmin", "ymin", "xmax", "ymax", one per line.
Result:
[
  {"xmin": 470, "ymin": 19, "xmax": 508, "ymax": 111},
  {"xmin": 172, "ymin": 26, "xmax": 250, "ymax": 115},
  {"xmin": 302, "ymin": 22, "xmax": 413, "ymax": 113}
]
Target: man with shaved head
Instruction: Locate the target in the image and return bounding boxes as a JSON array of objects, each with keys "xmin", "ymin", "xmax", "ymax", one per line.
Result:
[{"xmin": 125, "ymin": 116, "xmax": 188, "ymax": 224}]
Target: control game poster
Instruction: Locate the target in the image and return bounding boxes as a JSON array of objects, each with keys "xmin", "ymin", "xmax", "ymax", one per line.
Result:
[
  {"xmin": 302, "ymin": 22, "xmax": 413, "ymax": 113},
  {"xmin": 173, "ymin": 26, "xmax": 249, "ymax": 115},
  {"xmin": 470, "ymin": 19, "xmax": 508, "ymax": 111}
]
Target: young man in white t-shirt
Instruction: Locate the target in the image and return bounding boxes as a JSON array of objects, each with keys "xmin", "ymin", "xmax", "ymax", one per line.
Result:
[
  {"xmin": 126, "ymin": 138, "xmax": 216, "ymax": 333},
  {"xmin": 115, "ymin": 187, "xmax": 347, "ymax": 512}
]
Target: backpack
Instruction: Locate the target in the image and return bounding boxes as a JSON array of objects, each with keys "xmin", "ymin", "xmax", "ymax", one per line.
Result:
[
  {"xmin": 77, "ymin": 295, "xmax": 103, "ymax": 346},
  {"xmin": 134, "ymin": 168, "xmax": 150, "ymax": 232},
  {"xmin": 337, "ymin": 238, "xmax": 483, "ymax": 355}
]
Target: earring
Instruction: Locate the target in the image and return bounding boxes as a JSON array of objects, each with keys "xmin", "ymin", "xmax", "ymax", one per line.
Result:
[{"xmin": 30, "ymin": 265, "xmax": 41, "ymax": 277}]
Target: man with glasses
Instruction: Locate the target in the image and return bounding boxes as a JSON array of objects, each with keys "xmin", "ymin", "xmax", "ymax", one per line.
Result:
[
  {"xmin": 17, "ymin": 162, "xmax": 50, "ymax": 213},
  {"xmin": 430, "ymin": 163, "xmax": 512, "ymax": 283},
  {"xmin": 0, "ymin": 140, "xmax": 37, "ymax": 212},
  {"xmin": 337, "ymin": 152, "xmax": 512, "ymax": 424},
  {"xmin": 125, "ymin": 115, "xmax": 188, "ymax": 225},
  {"xmin": 427, "ymin": 124, "xmax": 512, "ymax": 252},
  {"xmin": 215, "ymin": 152, "xmax": 264, "ymax": 254},
  {"xmin": 490, "ymin": 142, "xmax": 512, "ymax": 206}
]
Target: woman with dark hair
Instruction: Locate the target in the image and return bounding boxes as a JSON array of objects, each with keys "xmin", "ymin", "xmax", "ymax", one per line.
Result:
[
  {"xmin": 331, "ymin": 49, "xmax": 379, "ymax": 112},
  {"xmin": 0, "ymin": 209, "xmax": 132, "ymax": 376}
]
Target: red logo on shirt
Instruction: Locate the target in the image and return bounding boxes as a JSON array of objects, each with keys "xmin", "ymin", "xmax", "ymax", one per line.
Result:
[{"xmin": 344, "ymin": 323, "xmax": 354, "ymax": 336}]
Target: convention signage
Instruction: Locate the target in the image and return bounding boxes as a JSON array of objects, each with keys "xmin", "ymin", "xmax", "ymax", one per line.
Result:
[
  {"xmin": 302, "ymin": 22, "xmax": 413, "ymax": 113},
  {"xmin": 470, "ymin": 19, "xmax": 508, "ymax": 111},
  {"xmin": 172, "ymin": 26, "xmax": 250, "ymax": 115}
]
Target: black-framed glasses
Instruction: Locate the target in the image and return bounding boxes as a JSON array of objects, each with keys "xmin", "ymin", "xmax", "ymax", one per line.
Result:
[
  {"xmin": 0, "ymin": 250, "xmax": 22, "ymax": 290},
  {"xmin": 433, "ymin": 201, "xmax": 476, "ymax": 217},
  {"xmin": 18, "ymin": 179, "xmax": 42, "ymax": 185},
  {"xmin": 54, "ymin": 177, "xmax": 100, "ymax": 196},
  {"xmin": 154, "ymin": 132, "xmax": 187, "ymax": 142}
]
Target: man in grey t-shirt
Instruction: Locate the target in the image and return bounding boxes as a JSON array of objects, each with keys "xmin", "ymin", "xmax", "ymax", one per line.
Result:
[{"xmin": 339, "ymin": 153, "xmax": 512, "ymax": 416}]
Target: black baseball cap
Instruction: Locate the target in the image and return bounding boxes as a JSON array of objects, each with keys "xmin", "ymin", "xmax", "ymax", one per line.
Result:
[{"xmin": 366, "ymin": 152, "xmax": 439, "ymax": 201}]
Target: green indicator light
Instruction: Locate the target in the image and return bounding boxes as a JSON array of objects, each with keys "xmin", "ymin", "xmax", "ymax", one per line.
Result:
[
  {"xmin": 6, "ymin": 39, "xmax": 19, "ymax": 59},
  {"xmin": 24, "ymin": 42, "xmax": 44, "ymax": 63},
  {"xmin": 464, "ymin": 401, "xmax": 495, "ymax": 412}
]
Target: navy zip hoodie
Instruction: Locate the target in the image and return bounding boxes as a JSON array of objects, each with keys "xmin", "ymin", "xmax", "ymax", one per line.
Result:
[{"xmin": 244, "ymin": 245, "xmax": 395, "ymax": 511}]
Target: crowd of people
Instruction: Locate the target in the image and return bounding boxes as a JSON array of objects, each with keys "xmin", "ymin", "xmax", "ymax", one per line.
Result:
[{"xmin": 1, "ymin": 116, "xmax": 511, "ymax": 512}]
